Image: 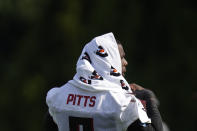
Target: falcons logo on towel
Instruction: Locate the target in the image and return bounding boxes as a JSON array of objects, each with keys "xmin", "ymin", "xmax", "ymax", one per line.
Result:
[
  {"xmin": 89, "ymin": 70, "xmax": 103, "ymax": 80},
  {"xmin": 79, "ymin": 77, "xmax": 91, "ymax": 84},
  {"xmin": 81, "ymin": 52, "xmax": 92, "ymax": 63},
  {"xmin": 120, "ymin": 80, "xmax": 129, "ymax": 90},
  {"xmin": 110, "ymin": 66, "xmax": 121, "ymax": 76},
  {"xmin": 96, "ymin": 46, "xmax": 108, "ymax": 57}
]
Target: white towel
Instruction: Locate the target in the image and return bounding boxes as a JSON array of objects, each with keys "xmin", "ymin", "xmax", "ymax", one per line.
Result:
[{"xmin": 68, "ymin": 32, "xmax": 151, "ymax": 124}]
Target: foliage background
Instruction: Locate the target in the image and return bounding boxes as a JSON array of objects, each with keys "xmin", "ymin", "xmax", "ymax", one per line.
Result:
[{"xmin": 0, "ymin": 0, "xmax": 196, "ymax": 131}]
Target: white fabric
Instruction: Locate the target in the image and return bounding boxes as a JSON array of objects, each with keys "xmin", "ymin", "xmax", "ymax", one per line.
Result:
[{"xmin": 46, "ymin": 33, "xmax": 151, "ymax": 131}]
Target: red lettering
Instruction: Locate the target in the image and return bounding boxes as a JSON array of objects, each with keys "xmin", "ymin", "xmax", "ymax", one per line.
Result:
[
  {"xmin": 89, "ymin": 96, "xmax": 96, "ymax": 107},
  {"xmin": 77, "ymin": 95, "xmax": 83, "ymax": 106},
  {"xmin": 84, "ymin": 96, "xmax": 90, "ymax": 107},
  {"xmin": 67, "ymin": 94, "xmax": 74, "ymax": 104},
  {"xmin": 73, "ymin": 94, "xmax": 76, "ymax": 105},
  {"xmin": 66, "ymin": 94, "xmax": 96, "ymax": 107}
]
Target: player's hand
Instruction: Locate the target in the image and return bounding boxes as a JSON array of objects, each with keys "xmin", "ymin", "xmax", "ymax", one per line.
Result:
[
  {"xmin": 129, "ymin": 83, "xmax": 159, "ymax": 105},
  {"xmin": 129, "ymin": 83, "xmax": 147, "ymax": 100},
  {"xmin": 129, "ymin": 83, "xmax": 144, "ymax": 92}
]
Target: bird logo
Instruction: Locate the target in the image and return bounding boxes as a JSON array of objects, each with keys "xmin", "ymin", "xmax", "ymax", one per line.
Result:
[
  {"xmin": 110, "ymin": 66, "xmax": 121, "ymax": 76},
  {"xmin": 96, "ymin": 46, "xmax": 108, "ymax": 57},
  {"xmin": 79, "ymin": 77, "xmax": 91, "ymax": 84},
  {"xmin": 81, "ymin": 52, "xmax": 91, "ymax": 63},
  {"xmin": 120, "ymin": 80, "xmax": 129, "ymax": 90},
  {"xmin": 89, "ymin": 70, "xmax": 103, "ymax": 80}
]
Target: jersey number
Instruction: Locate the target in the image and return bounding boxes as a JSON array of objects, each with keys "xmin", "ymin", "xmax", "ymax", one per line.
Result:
[{"xmin": 69, "ymin": 116, "xmax": 94, "ymax": 131}]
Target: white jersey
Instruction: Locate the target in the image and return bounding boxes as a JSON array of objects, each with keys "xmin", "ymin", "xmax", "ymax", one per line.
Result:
[
  {"xmin": 46, "ymin": 83, "xmax": 141, "ymax": 131},
  {"xmin": 46, "ymin": 33, "xmax": 150, "ymax": 131}
]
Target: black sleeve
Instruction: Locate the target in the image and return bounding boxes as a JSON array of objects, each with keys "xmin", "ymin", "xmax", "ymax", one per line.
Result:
[
  {"xmin": 127, "ymin": 89, "xmax": 163, "ymax": 131},
  {"xmin": 44, "ymin": 111, "xmax": 58, "ymax": 131}
]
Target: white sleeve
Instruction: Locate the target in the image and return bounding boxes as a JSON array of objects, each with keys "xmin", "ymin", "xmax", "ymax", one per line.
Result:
[
  {"xmin": 46, "ymin": 87, "xmax": 59, "ymax": 107},
  {"xmin": 46, "ymin": 87, "xmax": 60, "ymax": 124}
]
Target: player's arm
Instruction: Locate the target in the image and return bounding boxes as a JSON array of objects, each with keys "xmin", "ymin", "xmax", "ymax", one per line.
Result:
[{"xmin": 127, "ymin": 84, "xmax": 163, "ymax": 131}]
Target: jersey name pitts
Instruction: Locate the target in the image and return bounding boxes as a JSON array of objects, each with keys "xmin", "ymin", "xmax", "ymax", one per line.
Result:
[{"xmin": 66, "ymin": 94, "xmax": 96, "ymax": 107}]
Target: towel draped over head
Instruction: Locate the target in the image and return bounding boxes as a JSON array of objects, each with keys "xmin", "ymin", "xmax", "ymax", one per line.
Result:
[
  {"xmin": 69, "ymin": 32, "xmax": 151, "ymax": 124},
  {"xmin": 69, "ymin": 32, "xmax": 130, "ymax": 92}
]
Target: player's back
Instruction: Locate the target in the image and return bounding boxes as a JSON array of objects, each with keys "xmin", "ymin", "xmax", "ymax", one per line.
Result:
[{"xmin": 46, "ymin": 82, "xmax": 134, "ymax": 131}]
